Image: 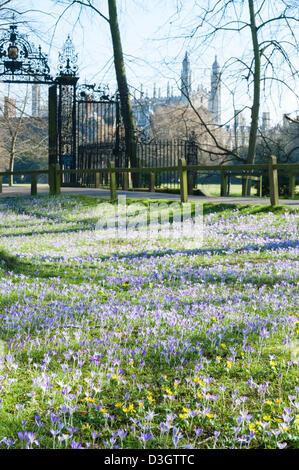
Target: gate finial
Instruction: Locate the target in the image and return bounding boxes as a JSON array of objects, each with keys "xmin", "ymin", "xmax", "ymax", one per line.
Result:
[{"xmin": 58, "ymin": 35, "xmax": 79, "ymax": 77}]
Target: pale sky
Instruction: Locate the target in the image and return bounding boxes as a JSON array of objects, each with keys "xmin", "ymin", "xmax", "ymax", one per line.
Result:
[{"xmin": 0, "ymin": 0, "xmax": 298, "ymax": 126}]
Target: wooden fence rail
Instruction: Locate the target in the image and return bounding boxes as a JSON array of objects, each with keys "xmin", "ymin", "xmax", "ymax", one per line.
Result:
[{"xmin": 0, "ymin": 157, "xmax": 298, "ymax": 206}]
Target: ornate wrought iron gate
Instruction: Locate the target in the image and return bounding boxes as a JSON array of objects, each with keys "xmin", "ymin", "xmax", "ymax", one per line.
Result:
[
  {"xmin": 0, "ymin": 19, "xmax": 122, "ymax": 187},
  {"xmin": 75, "ymin": 87, "xmax": 121, "ymax": 186},
  {"xmin": 50, "ymin": 84, "xmax": 121, "ymax": 186}
]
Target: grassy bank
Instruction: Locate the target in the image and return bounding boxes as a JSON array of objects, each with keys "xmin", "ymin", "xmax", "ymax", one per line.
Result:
[{"xmin": 0, "ymin": 196, "xmax": 298, "ymax": 449}]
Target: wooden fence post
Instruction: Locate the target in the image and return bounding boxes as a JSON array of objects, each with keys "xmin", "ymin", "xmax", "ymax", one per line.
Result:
[
  {"xmin": 109, "ymin": 161, "xmax": 117, "ymax": 201},
  {"xmin": 179, "ymin": 158, "xmax": 188, "ymax": 203},
  {"xmin": 149, "ymin": 172, "xmax": 155, "ymax": 192},
  {"xmin": 269, "ymin": 155, "xmax": 279, "ymax": 206},
  {"xmin": 289, "ymin": 171, "xmax": 295, "ymax": 199},
  {"xmin": 258, "ymin": 175, "xmax": 263, "ymax": 197},
  {"xmin": 31, "ymin": 174, "xmax": 37, "ymax": 196},
  {"xmin": 95, "ymin": 171, "xmax": 100, "ymax": 189}
]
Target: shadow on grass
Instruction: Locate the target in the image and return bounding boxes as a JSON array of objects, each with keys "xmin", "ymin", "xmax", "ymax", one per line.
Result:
[
  {"xmin": 0, "ymin": 249, "xmax": 89, "ymax": 282},
  {"xmin": 1, "ymin": 200, "xmax": 297, "ymax": 240},
  {"xmin": 0, "ymin": 220, "xmax": 97, "ymax": 239},
  {"xmin": 1, "ymin": 236, "xmax": 298, "ymax": 287},
  {"xmin": 202, "ymin": 203, "xmax": 299, "ymax": 214},
  {"xmin": 0, "ymin": 198, "xmax": 297, "ymax": 284}
]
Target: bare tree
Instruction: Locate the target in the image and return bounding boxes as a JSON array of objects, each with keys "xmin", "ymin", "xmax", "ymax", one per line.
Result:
[
  {"xmin": 0, "ymin": 89, "xmax": 29, "ymax": 185},
  {"xmin": 156, "ymin": 0, "xmax": 298, "ymax": 194},
  {"xmin": 54, "ymin": 0, "xmax": 139, "ymax": 185},
  {"xmin": 284, "ymin": 114, "xmax": 299, "ymax": 125},
  {"xmin": 0, "ymin": 88, "xmax": 48, "ymax": 185},
  {"xmin": 0, "ymin": 1, "xmax": 12, "ymax": 10},
  {"xmin": 150, "ymin": 99, "xmax": 242, "ymax": 163}
]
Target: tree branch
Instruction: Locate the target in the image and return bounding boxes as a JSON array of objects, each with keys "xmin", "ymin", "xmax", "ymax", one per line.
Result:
[{"xmin": 71, "ymin": 0, "xmax": 110, "ymax": 23}]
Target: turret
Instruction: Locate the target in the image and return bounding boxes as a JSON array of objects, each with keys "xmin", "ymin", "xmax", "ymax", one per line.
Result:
[
  {"xmin": 32, "ymin": 83, "xmax": 41, "ymax": 117},
  {"xmin": 181, "ymin": 51, "xmax": 191, "ymax": 100},
  {"xmin": 208, "ymin": 55, "xmax": 221, "ymax": 124},
  {"xmin": 262, "ymin": 112, "xmax": 270, "ymax": 131}
]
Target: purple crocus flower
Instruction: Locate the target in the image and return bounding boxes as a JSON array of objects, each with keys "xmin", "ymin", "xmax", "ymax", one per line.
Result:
[
  {"xmin": 117, "ymin": 429, "xmax": 128, "ymax": 440},
  {"xmin": 194, "ymin": 428, "xmax": 203, "ymax": 439},
  {"xmin": 70, "ymin": 440, "xmax": 83, "ymax": 449},
  {"xmin": 91, "ymin": 430, "xmax": 100, "ymax": 441},
  {"xmin": 137, "ymin": 432, "xmax": 154, "ymax": 448},
  {"xmin": 35, "ymin": 415, "xmax": 44, "ymax": 429},
  {"xmin": 277, "ymin": 442, "xmax": 287, "ymax": 449},
  {"xmin": 25, "ymin": 432, "xmax": 40, "ymax": 447},
  {"xmin": 17, "ymin": 432, "xmax": 26, "ymax": 442},
  {"xmin": 1, "ymin": 437, "xmax": 15, "ymax": 448}
]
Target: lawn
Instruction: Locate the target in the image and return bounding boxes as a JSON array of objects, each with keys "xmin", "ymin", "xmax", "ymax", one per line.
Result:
[
  {"xmin": 199, "ymin": 184, "xmax": 299, "ymax": 198},
  {"xmin": 156, "ymin": 183, "xmax": 299, "ymax": 198},
  {"xmin": 0, "ymin": 195, "xmax": 298, "ymax": 449}
]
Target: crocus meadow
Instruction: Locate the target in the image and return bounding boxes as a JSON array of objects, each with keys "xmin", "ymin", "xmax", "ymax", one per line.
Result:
[{"xmin": 0, "ymin": 195, "xmax": 298, "ymax": 449}]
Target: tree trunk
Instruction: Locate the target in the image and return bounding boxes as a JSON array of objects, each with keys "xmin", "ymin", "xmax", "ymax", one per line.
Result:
[
  {"xmin": 108, "ymin": 0, "xmax": 139, "ymax": 187},
  {"xmin": 8, "ymin": 136, "xmax": 16, "ymax": 186},
  {"xmin": 246, "ymin": 0, "xmax": 261, "ymax": 195}
]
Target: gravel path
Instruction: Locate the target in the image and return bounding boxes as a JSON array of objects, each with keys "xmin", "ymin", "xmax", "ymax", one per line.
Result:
[{"xmin": 0, "ymin": 184, "xmax": 298, "ymax": 207}]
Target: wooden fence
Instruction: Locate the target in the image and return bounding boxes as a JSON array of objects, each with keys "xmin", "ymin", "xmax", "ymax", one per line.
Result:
[{"xmin": 0, "ymin": 156, "xmax": 298, "ymax": 207}]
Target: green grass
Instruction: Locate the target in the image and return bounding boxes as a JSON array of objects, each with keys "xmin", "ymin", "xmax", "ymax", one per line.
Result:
[{"xmin": 0, "ymin": 196, "xmax": 298, "ymax": 449}]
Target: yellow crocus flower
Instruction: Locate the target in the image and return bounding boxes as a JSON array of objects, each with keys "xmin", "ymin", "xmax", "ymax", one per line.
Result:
[{"xmin": 263, "ymin": 416, "xmax": 271, "ymax": 421}]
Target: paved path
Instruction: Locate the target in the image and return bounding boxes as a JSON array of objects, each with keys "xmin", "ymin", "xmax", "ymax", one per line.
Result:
[{"xmin": 0, "ymin": 184, "xmax": 298, "ymax": 207}]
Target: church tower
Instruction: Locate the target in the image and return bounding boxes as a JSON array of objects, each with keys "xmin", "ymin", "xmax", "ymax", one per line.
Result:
[
  {"xmin": 181, "ymin": 51, "xmax": 191, "ymax": 100},
  {"xmin": 32, "ymin": 83, "xmax": 41, "ymax": 117},
  {"xmin": 208, "ymin": 56, "xmax": 221, "ymax": 124}
]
